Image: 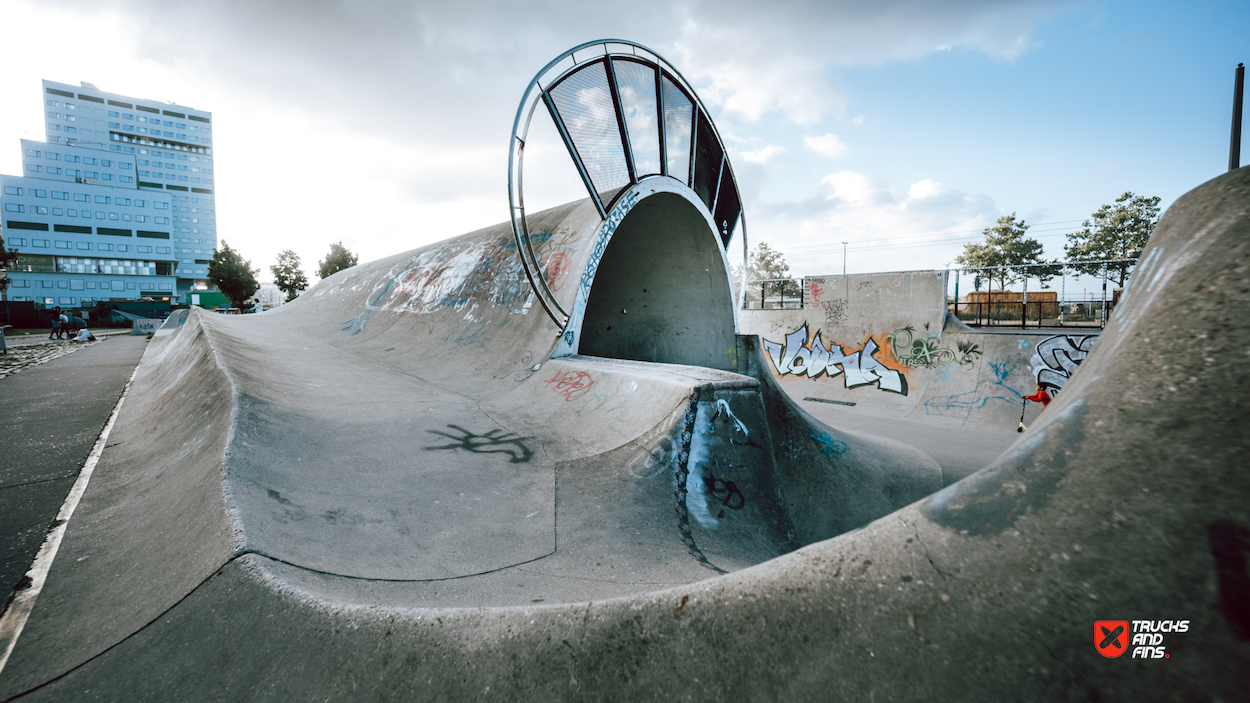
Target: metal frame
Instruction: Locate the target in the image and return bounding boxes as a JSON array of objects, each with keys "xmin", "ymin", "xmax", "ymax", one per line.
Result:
[{"xmin": 507, "ymin": 39, "xmax": 749, "ymax": 331}]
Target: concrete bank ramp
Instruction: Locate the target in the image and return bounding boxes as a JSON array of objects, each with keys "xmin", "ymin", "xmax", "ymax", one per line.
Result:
[
  {"xmin": 1, "ymin": 185, "xmax": 943, "ymax": 698},
  {"xmin": 741, "ymin": 273, "xmax": 1102, "ymax": 432}
]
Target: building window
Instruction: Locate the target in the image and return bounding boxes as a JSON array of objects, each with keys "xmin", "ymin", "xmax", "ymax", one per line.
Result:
[
  {"xmin": 3, "ymin": 186, "xmax": 22, "ymax": 195},
  {"xmin": 54, "ymin": 241, "xmax": 70, "ymax": 249},
  {"xmin": 26, "ymin": 164, "xmax": 42, "ymax": 172},
  {"xmin": 73, "ymin": 193, "xmax": 88, "ymax": 202},
  {"xmin": 4, "ymin": 204, "xmax": 24, "ymax": 213}
]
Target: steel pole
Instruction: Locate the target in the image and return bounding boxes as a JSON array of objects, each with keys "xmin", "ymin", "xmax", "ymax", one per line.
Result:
[{"xmin": 1232, "ymin": 63, "xmax": 1245, "ymax": 172}]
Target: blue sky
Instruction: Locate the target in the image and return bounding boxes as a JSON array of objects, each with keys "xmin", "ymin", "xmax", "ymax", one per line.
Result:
[{"xmin": 0, "ymin": 0, "xmax": 1244, "ymax": 284}]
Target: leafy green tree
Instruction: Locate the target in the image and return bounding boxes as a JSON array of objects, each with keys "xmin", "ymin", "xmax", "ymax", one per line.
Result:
[
  {"xmin": 0, "ymin": 233, "xmax": 19, "ymax": 300},
  {"xmin": 270, "ymin": 249, "xmax": 309, "ymax": 302},
  {"xmin": 738, "ymin": 242, "xmax": 801, "ymax": 302},
  {"xmin": 317, "ymin": 241, "xmax": 358, "ymax": 280},
  {"xmin": 1065, "ymin": 192, "xmax": 1161, "ymax": 287},
  {"xmin": 956, "ymin": 214, "xmax": 1059, "ymax": 291},
  {"xmin": 207, "ymin": 241, "xmax": 260, "ymax": 309}
]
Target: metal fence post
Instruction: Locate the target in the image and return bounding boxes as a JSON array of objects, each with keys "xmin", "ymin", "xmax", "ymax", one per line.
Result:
[
  {"xmin": 1101, "ymin": 263, "xmax": 1108, "ymax": 329},
  {"xmin": 1021, "ymin": 269, "xmax": 1028, "ymax": 330},
  {"xmin": 1060, "ymin": 264, "xmax": 1066, "ymax": 326}
]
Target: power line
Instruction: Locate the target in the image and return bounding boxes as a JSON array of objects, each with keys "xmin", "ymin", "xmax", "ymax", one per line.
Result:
[{"xmin": 778, "ymin": 219, "xmax": 1086, "ymax": 256}]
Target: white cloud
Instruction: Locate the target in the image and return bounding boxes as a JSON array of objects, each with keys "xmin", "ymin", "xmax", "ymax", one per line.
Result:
[
  {"xmin": 804, "ymin": 133, "xmax": 849, "ymax": 158},
  {"xmin": 753, "ymin": 171, "xmax": 999, "ymax": 275},
  {"xmin": 850, "ymin": 115, "xmax": 866, "ymax": 127},
  {"xmin": 740, "ymin": 145, "xmax": 787, "ymax": 164}
]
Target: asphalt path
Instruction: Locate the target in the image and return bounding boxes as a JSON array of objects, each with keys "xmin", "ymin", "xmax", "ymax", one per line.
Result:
[{"xmin": 0, "ymin": 335, "xmax": 148, "ymax": 613}]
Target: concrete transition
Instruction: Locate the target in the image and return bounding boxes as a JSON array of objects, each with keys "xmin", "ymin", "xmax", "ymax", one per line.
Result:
[{"xmin": 1, "ymin": 168, "xmax": 1247, "ymax": 701}]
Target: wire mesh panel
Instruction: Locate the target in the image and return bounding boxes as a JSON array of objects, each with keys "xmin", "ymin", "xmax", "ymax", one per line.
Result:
[
  {"xmin": 691, "ymin": 109, "xmax": 722, "ymax": 212},
  {"xmin": 549, "ymin": 60, "xmax": 631, "ymax": 196},
  {"xmin": 661, "ymin": 74, "xmax": 693, "ymax": 184},
  {"xmin": 612, "ymin": 58, "xmax": 662, "ymax": 177},
  {"xmin": 712, "ymin": 160, "xmax": 741, "ymax": 247}
]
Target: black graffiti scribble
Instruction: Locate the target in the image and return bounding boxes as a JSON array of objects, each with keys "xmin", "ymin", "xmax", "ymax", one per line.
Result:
[
  {"xmin": 703, "ymin": 474, "xmax": 745, "ymax": 511},
  {"xmin": 822, "ymin": 299, "xmax": 849, "ymax": 326},
  {"xmin": 424, "ymin": 425, "xmax": 533, "ymax": 463}
]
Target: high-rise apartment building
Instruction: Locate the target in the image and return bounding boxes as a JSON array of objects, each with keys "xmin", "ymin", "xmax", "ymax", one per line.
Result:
[{"xmin": 0, "ymin": 79, "xmax": 216, "ymax": 306}]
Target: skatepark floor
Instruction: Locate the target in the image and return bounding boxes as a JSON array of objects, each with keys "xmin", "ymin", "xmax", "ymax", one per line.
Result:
[{"xmin": 797, "ymin": 399, "xmax": 1017, "ymax": 486}]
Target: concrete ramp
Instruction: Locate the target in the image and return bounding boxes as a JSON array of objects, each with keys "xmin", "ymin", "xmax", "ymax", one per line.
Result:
[{"xmin": 0, "ymin": 183, "xmax": 943, "ymax": 698}]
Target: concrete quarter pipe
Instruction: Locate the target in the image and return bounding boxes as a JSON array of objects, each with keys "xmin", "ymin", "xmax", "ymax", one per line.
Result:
[{"xmin": 2, "ymin": 44, "xmax": 1248, "ymax": 702}]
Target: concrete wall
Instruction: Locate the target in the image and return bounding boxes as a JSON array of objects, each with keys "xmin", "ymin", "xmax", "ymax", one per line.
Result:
[{"xmin": 739, "ymin": 269, "xmax": 1100, "ymax": 431}]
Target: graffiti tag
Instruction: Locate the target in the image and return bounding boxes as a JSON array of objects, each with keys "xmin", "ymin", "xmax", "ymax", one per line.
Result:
[
  {"xmin": 808, "ymin": 279, "xmax": 825, "ymax": 308},
  {"xmin": 542, "ymin": 252, "xmax": 572, "ymax": 291},
  {"xmin": 886, "ymin": 326, "xmax": 982, "ymax": 369},
  {"xmin": 544, "ymin": 369, "xmax": 595, "ymax": 401},
  {"xmin": 1031, "ymin": 335, "xmax": 1096, "ymax": 395},
  {"xmin": 424, "ymin": 425, "xmax": 533, "ymax": 463},
  {"xmin": 822, "ymin": 299, "xmax": 849, "ymax": 326},
  {"xmin": 703, "ymin": 473, "xmax": 745, "ymax": 512},
  {"xmin": 762, "ymin": 324, "xmax": 908, "ymax": 395},
  {"xmin": 810, "ymin": 430, "xmax": 850, "ymax": 457}
]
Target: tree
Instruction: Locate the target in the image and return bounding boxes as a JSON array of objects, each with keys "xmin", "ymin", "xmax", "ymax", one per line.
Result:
[
  {"xmin": 207, "ymin": 241, "xmax": 260, "ymax": 309},
  {"xmin": 955, "ymin": 214, "xmax": 1059, "ymax": 291},
  {"xmin": 1065, "ymin": 192, "xmax": 1161, "ymax": 287},
  {"xmin": 270, "ymin": 249, "xmax": 309, "ymax": 302},
  {"xmin": 0, "ymin": 233, "xmax": 19, "ymax": 301},
  {"xmin": 737, "ymin": 242, "xmax": 800, "ymax": 302},
  {"xmin": 317, "ymin": 241, "xmax": 358, "ymax": 280}
]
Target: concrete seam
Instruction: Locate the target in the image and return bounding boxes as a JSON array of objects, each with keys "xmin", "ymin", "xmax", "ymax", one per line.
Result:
[{"xmin": 0, "ymin": 360, "xmax": 140, "ymax": 676}]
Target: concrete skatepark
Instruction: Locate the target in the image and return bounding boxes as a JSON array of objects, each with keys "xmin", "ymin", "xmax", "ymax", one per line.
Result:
[{"xmin": 2, "ymin": 42, "xmax": 1249, "ymax": 702}]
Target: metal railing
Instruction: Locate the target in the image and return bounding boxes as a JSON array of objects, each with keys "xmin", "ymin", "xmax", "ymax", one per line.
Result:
[{"xmin": 951, "ymin": 258, "xmax": 1135, "ymax": 330}]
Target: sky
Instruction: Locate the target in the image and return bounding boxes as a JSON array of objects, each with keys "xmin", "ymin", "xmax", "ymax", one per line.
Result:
[{"xmin": 0, "ymin": 0, "xmax": 1244, "ymax": 287}]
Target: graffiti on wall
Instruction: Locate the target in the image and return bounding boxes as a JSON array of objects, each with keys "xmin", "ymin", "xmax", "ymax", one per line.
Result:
[
  {"xmin": 423, "ymin": 424, "xmax": 533, "ymax": 463},
  {"xmin": 822, "ymin": 299, "xmax": 849, "ymax": 326},
  {"xmin": 922, "ymin": 357, "xmax": 1023, "ymax": 418},
  {"xmin": 1031, "ymin": 335, "xmax": 1096, "ymax": 395},
  {"xmin": 544, "ymin": 369, "xmax": 595, "ymax": 401},
  {"xmin": 887, "ymin": 326, "xmax": 982, "ymax": 369},
  {"xmin": 762, "ymin": 324, "xmax": 908, "ymax": 395}
]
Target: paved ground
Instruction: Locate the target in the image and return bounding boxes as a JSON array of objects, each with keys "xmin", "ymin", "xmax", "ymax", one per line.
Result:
[
  {"xmin": 0, "ymin": 335, "xmax": 147, "ymax": 613},
  {"xmin": 1, "ymin": 330, "xmax": 133, "ymax": 381}
]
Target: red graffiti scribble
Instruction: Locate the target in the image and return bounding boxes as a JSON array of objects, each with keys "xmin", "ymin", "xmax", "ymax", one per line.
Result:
[
  {"xmin": 809, "ymin": 280, "xmax": 824, "ymax": 308},
  {"xmin": 544, "ymin": 253, "xmax": 572, "ymax": 291},
  {"xmin": 544, "ymin": 369, "xmax": 594, "ymax": 401}
]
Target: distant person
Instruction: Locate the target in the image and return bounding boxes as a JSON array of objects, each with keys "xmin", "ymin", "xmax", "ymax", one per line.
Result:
[
  {"xmin": 1023, "ymin": 384, "xmax": 1052, "ymax": 408},
  {"xmin": 49, "ymin": 307, "xmax": 63, "ymax": 340},
  {"xmin": 57, "ymin": 311, "xmax": 69, "ymax": 339}
]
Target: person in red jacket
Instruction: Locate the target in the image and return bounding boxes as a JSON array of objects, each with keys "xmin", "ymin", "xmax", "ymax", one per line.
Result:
[{"xmin": 1023, "ymin": 384, "xmax": 1052, "ymax": 407}]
